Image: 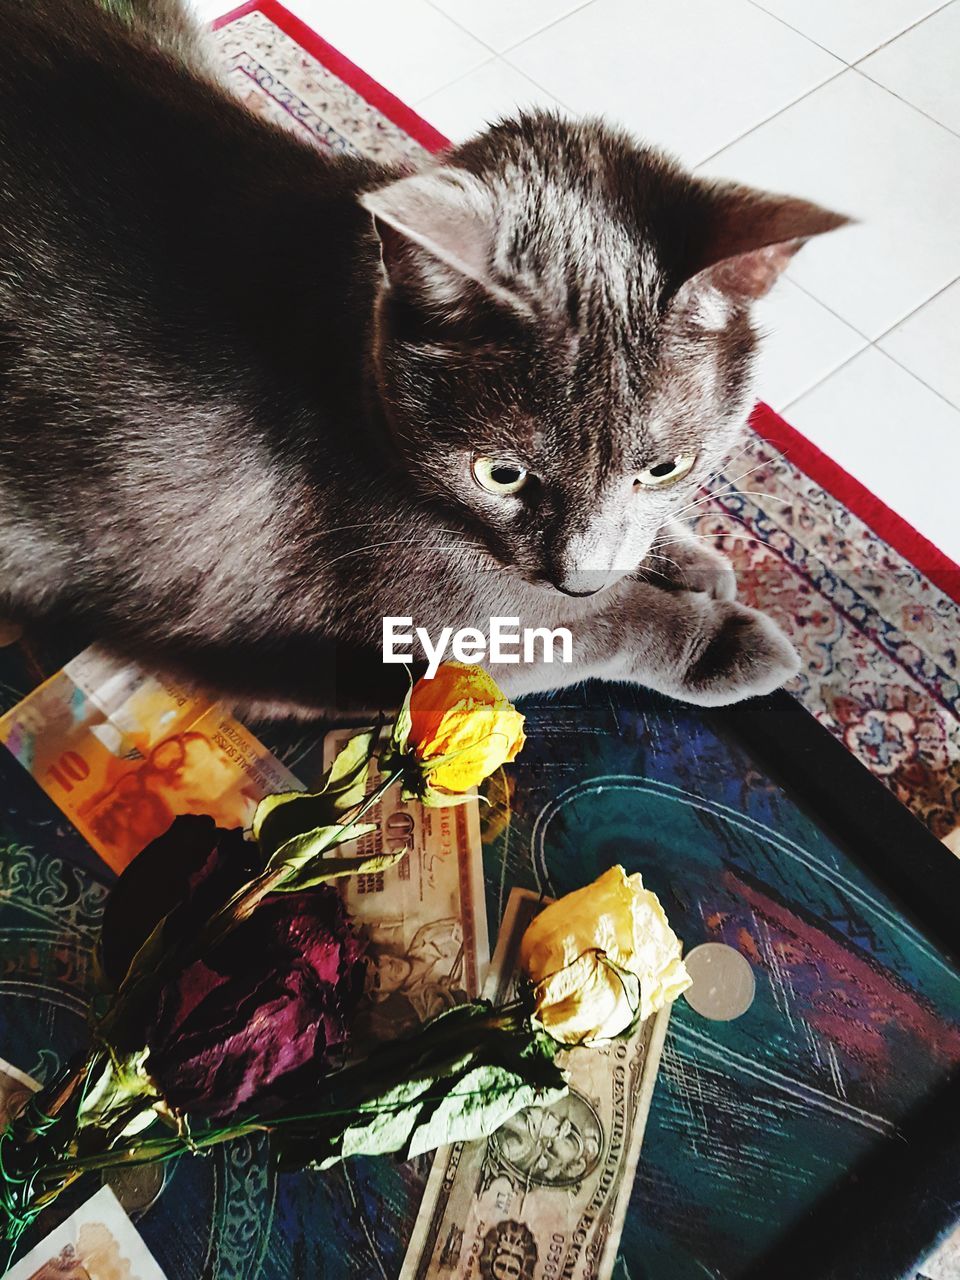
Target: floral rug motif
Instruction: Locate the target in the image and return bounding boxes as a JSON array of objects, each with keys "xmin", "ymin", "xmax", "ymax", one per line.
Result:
[{"xmin": 214, "ymin": 4, "xmax": 960, "ymax": 845}]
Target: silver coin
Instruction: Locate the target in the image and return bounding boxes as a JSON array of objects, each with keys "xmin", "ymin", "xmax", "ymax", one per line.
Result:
[
  {"xmin": 104, "ymin": 1163, "xmax": 166, "ymax": 1216},
  {"xmin": 683, "ymin": 943, "xmax": 756, "ymax": 1021}
]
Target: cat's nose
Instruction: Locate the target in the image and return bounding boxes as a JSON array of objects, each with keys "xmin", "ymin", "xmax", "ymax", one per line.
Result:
[{"xmin": 550, "ymin": 570, "xmax": 610, "ymax": 597}]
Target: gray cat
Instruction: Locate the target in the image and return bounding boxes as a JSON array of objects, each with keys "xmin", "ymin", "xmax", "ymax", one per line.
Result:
[{"xmin": 0, "ymin": 0, "xmax": 848, "ymax": 714}]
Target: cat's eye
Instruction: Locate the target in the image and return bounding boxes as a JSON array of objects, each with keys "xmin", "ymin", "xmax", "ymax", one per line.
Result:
[
  {"xmin": 472, "ymin": 457, "xmax": 529, "ymax": 495},
  {"xmin": 636, "ymin": 453, "xmax": 697, "ymax": 489}
]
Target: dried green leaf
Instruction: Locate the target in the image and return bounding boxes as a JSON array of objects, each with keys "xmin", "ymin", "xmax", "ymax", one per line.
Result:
[
  {"xmin": 272, "ymin": 845, "xmax": 406, "ymax": 893},
  {"xmin": 271, "ymin": 1009, "xmax": 568, "ymax": 1172},
  {"xmin": 252, "ymin": 729, "xmax": 378, "ymax": 860},
  {"xmin": 265, "ymin": 821, "xmax": 378, "ymax": 879},
  {"xmin": 405, "ymin": 1064, "xmax": 566, "ymax": 1160}
]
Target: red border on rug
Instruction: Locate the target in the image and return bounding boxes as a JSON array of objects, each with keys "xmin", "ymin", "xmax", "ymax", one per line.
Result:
[
  {"xmin": 750, "ymin": 403, "xmax": 960, "ymax": 602},
  {"xmin": 213, "ymin": 0, "xmax": 448, "ymax": 151},
  {"xmin": 215, "ymin": 0, "xmax": 960, "ymax": 608}
]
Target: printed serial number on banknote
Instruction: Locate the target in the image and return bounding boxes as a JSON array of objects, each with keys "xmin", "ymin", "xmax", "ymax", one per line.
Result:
[{"xmin": 401, "ymin": 888, "xmax": 671, "ymax": 1280}]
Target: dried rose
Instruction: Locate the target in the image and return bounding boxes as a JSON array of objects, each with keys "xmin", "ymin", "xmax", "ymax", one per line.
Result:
[
  {"xmin": 99, "ymin": 814, "xmax": 259, "ymax": 990},
  {"xmin": 519, "ymin": 865, "xmax": 691, "ymax": 1045},
  {"xmin": 99, "ymin": 815, "xmax": 367, "ymax": 1120},
  {"xmin": 397, "ymin": 662, "xmax": 525, "ymax": 794}
]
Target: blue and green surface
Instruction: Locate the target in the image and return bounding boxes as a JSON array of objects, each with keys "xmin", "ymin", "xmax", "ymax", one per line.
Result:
[{"xmin": 1, "ymin": 646, "xmax": 958, "ymax": 1278}]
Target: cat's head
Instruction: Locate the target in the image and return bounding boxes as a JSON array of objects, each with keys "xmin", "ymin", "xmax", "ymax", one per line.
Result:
[{"xmin": 362, "ymin": 115, "xmax": 848, "ymax": 596}]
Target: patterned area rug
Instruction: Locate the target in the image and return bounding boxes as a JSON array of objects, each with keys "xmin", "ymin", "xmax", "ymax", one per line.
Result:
[{"xmin": 212, "ymin": 0, "xmax": 960, "ymax": 849}]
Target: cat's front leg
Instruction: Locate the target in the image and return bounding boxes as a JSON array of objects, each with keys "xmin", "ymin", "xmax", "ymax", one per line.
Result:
[
  {"xmin": 607, "ymin": 579, "xmax": 798, "ymax": 706},
  {"xmin": 496, "ymin": 578, "xmax": 798, "ymax": 707},
  {"xmin": 642, "ymin": 518, "xmax": 737, "ymax": 602}
]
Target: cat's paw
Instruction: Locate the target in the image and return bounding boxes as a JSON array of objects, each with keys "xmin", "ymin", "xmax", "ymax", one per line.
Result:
[
  {"xmin": 677, "ymin": 541, "xmax": 737, "ymax": 602},
  {"xmin": 678, "ymin": 602, "xmax": 799, "ymax": 706},
  {"xmin": 646, "ymin": 538, "xmax": 737, "ymax": 602}
]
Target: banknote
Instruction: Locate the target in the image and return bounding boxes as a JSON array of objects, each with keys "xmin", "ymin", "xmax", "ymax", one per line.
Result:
[
  {"xmin": 324, "ymin": 729, "xmax": 489, "ymax": 1041},
  {"xmin": 0, "ymin": 647, "xmax": 299, "ymax": 873},
  {"xmin": 0, "ymin": 650, "xmax": 489, "ymax": 1027},
  {"xmin": 400, "ymin": 888, "xmax": 672, "ymax": 1280},
  {"xmin": 4, "ymin": 1185, "xmax": 168, "ymax": 1280},
  {"xmin": 0, "ymin": 1055, "xmax": 39, "ymax": 1130}
]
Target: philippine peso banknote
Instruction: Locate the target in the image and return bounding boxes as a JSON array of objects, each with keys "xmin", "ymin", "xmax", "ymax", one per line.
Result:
[
  {"xmin": 401, "ymin": 888, "xmax": 672, "ymax": 1280},
  {"xmin": 324, "ymin": 728, "xmax": 489, "ymax": 1037},
  {"xmin": 0, "ymin": 646, "xmax": 301, "ymax": 873}
]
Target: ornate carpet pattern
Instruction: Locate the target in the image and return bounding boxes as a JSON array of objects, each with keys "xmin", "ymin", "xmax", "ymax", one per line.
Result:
[{"xmin": 213, "ymin": 3, "xmax": 960, "ymax": 845}]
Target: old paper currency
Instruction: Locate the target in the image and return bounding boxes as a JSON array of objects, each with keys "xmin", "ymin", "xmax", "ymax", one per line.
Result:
[
  {"xmin": 4, "ymin": 1185, "xmax": 167, "ymax": 1280},
  {"xmin": 0, "ymin": 650, "xmax": 489, "ymax": 1021},
  {"xmin": 324, "ymin": 729, "xmax": 489, "ymax": 1040},
  {"xmin": 401, "ymin": 888, "xmax": 671, "ymax": 1280},
  {"xmin": 0, "ymin": 647, "xmax": 299, "ymax": 872},
  {"xmin": 0, "ymin": 1055, "xmax": 39, "ymax": 1131}
]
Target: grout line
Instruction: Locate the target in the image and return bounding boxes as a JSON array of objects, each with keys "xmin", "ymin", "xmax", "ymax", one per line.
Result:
[
  {"xmin": 779, "ymin": 277, "xmax": 873, "ymax": 343},
  {"xmin": 412, "ymin": 54, "xmax": 574, "ymax": 115},
  {"xmin": 743, "ymin": 0, "xmax": 855, "ymax": 65},
  {"xmin": 746, "ymin": 0, "xmax": 954, "ymax": 67},
  {"xmin": 850, "ymin": 64, "xmax": 960, "ymax": 144},
  {"xmin": 694, "ymin": 66, "xmax": 847, "ymax": 167},
  {"xmin": 783, "ymin": 337, "xmax": 960, "ymax": 419},
  {"xmin": 421, "ymin": 0, "xmax": 500, "ymax": 57},
  {"xmin": 781, "ymin": 343, "xmax": 870, "ymax": 413},
  {"xmin": 410, "ymin": 52, "xmax": 499, "ymax": 106},
  {"xmin": 851, "ymin": 0, "xmax": 955, "ymax": 61},
  {"xmin": 496, "ymin": 0, "xmax": 601, "ymax": 57},
  {"xmin": 870, "ymin": 343, "xmax": 960, "ymax": 415},
  {"xmin": 872, "ymin": 274, "xmax": 960, "ymax": 344},
  {"xmin": 422, "ymin": 0, "xmax": 600, "ymax": 59},
  {"xmin": 491, "ymin": 62, "xmax": 577, "ymax": 114}
]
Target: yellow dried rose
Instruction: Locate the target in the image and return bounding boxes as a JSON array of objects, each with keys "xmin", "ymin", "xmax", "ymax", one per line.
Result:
[
  {"xmin": 401, "ymin": 662, "xmax": 526, "ymax": 794},
  {"xmin": 519, "ymin": 865, "xmax": 691, "ymax": 1045}
]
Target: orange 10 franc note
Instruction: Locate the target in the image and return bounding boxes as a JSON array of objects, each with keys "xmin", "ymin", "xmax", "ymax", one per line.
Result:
[{"xmin": 0, "ymin": 646, "xmax": 299, "ymax": 873}]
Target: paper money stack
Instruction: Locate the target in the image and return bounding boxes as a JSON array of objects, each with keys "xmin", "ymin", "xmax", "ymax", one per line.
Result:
[{"xmin": 0, "ymin": 646, "xmax": 670, "ymax": 1280}]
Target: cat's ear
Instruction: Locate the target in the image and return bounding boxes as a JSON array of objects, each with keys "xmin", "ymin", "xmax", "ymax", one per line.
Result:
[
  {"xmin": 676, "ymin": 182, "xmax": 852, "ymax": 307},
  {"xmin": 360, "ymin": 169, "xmax": 528, "ymax": 318}
]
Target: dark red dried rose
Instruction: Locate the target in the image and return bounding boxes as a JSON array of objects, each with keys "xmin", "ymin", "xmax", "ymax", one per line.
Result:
[
  {"xmin": 99, "ymin": 814, "xmax": 259, "ymax": 990},
  {"xmin": 100, "ymin": 815, "xmax": 367, "ymax": 1120},
  {"xmin": 145, "ymin": 885, "xmax": 367, "ymax": 1119}
]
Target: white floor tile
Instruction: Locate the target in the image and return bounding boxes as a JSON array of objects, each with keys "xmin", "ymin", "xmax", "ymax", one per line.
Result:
[
  {"xmin": 859, "ymin": 2, "xmax": 960, "ymax": 136},
  {"xmin": 700, "ymin": 71, "xmax": 960, "ymax": 339},
  {"xmin": 427, "ymin": 0, "xmax": 593, "ymax": 54},
  {"xmin": 749, "ymin": 0, "xmax": 949, "ymax": 64},
  {"xmin": 265, "ymin": 0, "xmax": 489, "ymax": 103},
  {"xmin": 188, "ymin": 0, "xmax": 228, "ymax": 20},
  {"xmin": 505, "ymin": 0, "xmax": 841, "ymax": 166},
  {"xmin": 752, "ymin": 280, "xmax": 868, "ymax": 411},
  {"xmin": 415, "ymin": 60, "xmax": 566, "ymax": 144},
  {"xmin": 785, "ymin": 345, "xmax": 960, "ymax": 562},
  {"xmin": 877, "ymin": 279, "xmax": 960, "ymax": 408}
]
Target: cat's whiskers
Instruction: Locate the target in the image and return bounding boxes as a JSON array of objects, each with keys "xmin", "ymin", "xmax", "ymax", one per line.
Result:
[
  {"xmin": 645, "ymin": 552, "xmax": 686, "ymax": 580},
  {"xmin": 323, "ymin": 536, "xmax": 483, "ymax": 571},
  {"xmin": 682, "ymin": 489, "xmax": 791, "ymax": 516},
  {"xmin": 657, "ymin": 532, "xmax": 763, "ymax": 547},
  {"xmin": 674, "ymin": 455, "xmax": 780, "ymax": 520},
  {"xmin": 698, "ymin": 439, "xmax": 757, "ymax": 489}
]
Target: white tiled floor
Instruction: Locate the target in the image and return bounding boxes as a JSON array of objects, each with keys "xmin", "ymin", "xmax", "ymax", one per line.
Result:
[{"xmin": 196, "ymin": 0, "xmax": 960, "ymax": 564}]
